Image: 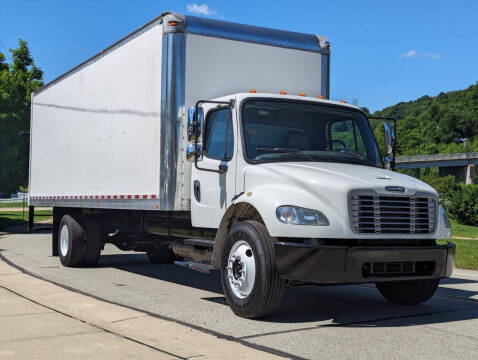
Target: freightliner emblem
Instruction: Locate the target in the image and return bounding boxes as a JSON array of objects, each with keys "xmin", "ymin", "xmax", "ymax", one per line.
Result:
[{"xmin": 385, "ymin": 186, "xmax": 406, "ymax": 193}]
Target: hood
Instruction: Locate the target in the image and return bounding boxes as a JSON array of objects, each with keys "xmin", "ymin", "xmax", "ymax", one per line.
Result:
[{"xmin": 244, "ymin": 162, "xmax": 437, "ymax": 198}]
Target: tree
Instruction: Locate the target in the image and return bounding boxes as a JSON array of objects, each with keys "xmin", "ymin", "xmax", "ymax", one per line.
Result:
[
  {"xmin": 0, "ymin": 39, "xmax": 43, "ymax": 195},
  {"xmin": 373, "ymin": 81, "xmax": 478, "ymax": 156}
]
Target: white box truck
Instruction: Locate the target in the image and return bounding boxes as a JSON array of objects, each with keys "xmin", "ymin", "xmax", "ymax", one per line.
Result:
[{"xmin": 29, "ymin": 12, "xmax": 455, "ymax": 318}]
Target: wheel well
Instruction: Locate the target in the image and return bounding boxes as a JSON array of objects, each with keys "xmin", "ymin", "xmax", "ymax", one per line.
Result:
[{"xmin": 211, "ymin": 202, "xmax": 265, "ymax": 267}]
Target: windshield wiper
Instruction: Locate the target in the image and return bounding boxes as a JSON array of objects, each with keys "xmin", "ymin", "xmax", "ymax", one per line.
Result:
[{"xmin": 256, "ymin": 147, "xmax": 299, "ymax": 153}]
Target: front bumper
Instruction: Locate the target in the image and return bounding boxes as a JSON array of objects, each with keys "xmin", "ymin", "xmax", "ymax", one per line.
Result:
[{"xmin": 274, "ymin": 242, "xmax": 455, "ymax": 284}]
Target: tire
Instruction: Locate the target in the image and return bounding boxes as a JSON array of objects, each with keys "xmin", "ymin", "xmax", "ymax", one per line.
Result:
[
  {"xmin": 147, "ymin": 245, "xmax": 176, "ymax": 264},
  {"xmin": 58, "ymin": 215, "xmax": 85, "ymax": 267},
  {"xmin": 84, "ymin": 218, "xmax": 104, "ymax": 266},
  {"xmin": 221, "ymin": 220, "xmax": 284, "ymax": 318},
  {"xmin": 376, "ymin": 279, "xmax": 440, "ymax": 305}
]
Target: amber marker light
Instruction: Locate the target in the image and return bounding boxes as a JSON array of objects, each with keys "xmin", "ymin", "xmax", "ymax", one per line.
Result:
[
  {"xmin": 317, "ymin": 95, "xmax": 324, "ymax": 99},
  {"xmin": 280, "ymin": 90, "xmax": 287, "ymax": 95},
  {"xmin": 249, "ymin": 89, "xmax": 257, "ymax": 93},
  {"xmin": 340, "ymin": 99, "xmax": 347, "ymax": 103},
  {"xmin": 168, "ymin": 21, "xmax": 179, "ymax": 26},
  {"xmin": 298, "ymin": 92, "xmax": 306, "ymax": 97}
]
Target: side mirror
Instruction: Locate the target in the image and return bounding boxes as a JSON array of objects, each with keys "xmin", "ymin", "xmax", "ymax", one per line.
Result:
[
  {"xmin": 383, "ymin": 122, "xmax": 395, "ymax": 170},
  {"xmin": 186, "ymin": 106, "xmax": 204, "ymax": 162}
]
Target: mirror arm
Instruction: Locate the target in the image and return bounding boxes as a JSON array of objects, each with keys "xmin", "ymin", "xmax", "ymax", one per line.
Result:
[{"xmin": 193, "ymin": 99, "xmax": 234, "ymax": 174}]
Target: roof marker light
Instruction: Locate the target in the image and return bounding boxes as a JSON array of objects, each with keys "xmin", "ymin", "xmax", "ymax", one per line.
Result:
[
  {"xmin": 340, "ymin": 99, "xmax": 347, "ymax": 103},
  {"xmin": 168, "ymin": 21, "xmax": 179, "ymax": 26},
  {"xmin": 298, "ymin": 92, "xmax": 306, "ymax": 97},
  {"xmin": 317, "ymin": 95, "xmax": 324, "ymax": 99},
  {"xmin": 280, "ymin": 90, "xmax": 287, "ymax": 95},
  {"xmin": 249, "ymin": 89, "xmax": 257, "ymax": 93}
]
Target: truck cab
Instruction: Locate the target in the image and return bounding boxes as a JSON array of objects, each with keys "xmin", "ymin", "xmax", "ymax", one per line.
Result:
[{"xmin": 187, "ymin": 92, "xmax": 454, "ymax": 317}]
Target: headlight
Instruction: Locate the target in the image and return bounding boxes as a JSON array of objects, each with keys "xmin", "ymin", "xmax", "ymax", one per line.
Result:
[{"xmin": 276, "ymin": 206, "xmax": 329, "ymax": 226}]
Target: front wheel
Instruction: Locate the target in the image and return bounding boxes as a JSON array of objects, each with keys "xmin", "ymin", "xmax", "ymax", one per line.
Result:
[
  {"xmin": 376, "ymin": 279, "xmax": 440, "ymax": 305},
  {"xmin": 221, "ymin": 221, "xmax": 284, "ymax": 318}
]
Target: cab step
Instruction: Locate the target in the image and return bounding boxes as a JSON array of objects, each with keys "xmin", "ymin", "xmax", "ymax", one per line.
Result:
[{"xmin": 174, "ymin": 260, "xmax": 215, "ymax": 274}]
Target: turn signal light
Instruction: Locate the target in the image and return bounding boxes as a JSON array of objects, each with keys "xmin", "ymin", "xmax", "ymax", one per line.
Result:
[
  {"xmin": 280, "ymin": 90, "xmax": 287, "ymax": 95},
  {"xmin": 340, "ymin": 99, "xmax": 347, "ymax": 103},
  {"xmin": 298, "ymin": 92, "xmax": 306, "ymax": 97},
  {"xmin": 249, "ymin": 89, "xmax": 257, "ymax": 93}
]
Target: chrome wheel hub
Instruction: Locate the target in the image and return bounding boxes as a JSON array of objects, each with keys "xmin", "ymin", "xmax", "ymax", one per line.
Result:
[
  {"xmin": 60, "ymin": 224, "xmax": 69, "ymax": 257},
  {"xmin": 227, "ymin": 240, "xmax": 256, "ymax": 299}
]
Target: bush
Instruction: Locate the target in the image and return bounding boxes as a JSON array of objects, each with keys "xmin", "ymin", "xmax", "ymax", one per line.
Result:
[
  {"xmin": 420, "ymin": 174, "xmax": 456, "ymax": 200},
  {"xmin": 419, "ymin": 174, "xmax": 478, "ymax": 226},
  {"xmin": 446, "ymin": 184, "xmax": 478, "ymax": 226}
]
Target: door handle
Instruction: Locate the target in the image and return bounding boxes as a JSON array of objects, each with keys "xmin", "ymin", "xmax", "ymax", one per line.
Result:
[{"xmin": 193, "ymin": 180, "xmax": 201, "ymax": 202}]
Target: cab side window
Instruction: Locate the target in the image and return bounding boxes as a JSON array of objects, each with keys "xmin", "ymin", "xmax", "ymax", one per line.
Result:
[{"xmin": 204, "ymin": 109, "xmax": 234, "ymax": 160}]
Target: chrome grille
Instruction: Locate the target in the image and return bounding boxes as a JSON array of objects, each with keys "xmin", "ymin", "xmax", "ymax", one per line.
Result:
[{"xmin": 349, "ymin": 192, "xmax": 437, "ymax": 234}]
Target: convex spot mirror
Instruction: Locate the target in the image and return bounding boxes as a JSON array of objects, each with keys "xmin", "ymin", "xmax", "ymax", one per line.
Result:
[{"xmin": 186, "ymin": 106, "xmax": 204, "ymax": 162}]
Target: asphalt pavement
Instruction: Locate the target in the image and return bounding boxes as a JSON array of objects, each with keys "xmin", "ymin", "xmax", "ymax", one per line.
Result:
[{"xmin": 1, "ymin": 229, "xmax": 478, "ymax": 359}]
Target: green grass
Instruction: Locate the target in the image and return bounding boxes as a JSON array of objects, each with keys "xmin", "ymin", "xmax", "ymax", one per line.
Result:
[
  {"xmin": 0, "ymin": 202, "xmax": 28, "ymax": 208},
  {"xmin": 0, "ymin": 210, "xmax": 52, "ymax": 231},
  {"xmin": 438, "ymin": 238, "xmax": 478, "ymax": 270},
  {"xmin": 450, "ymin": 219, "xmax": 478, "ymax": 239}
]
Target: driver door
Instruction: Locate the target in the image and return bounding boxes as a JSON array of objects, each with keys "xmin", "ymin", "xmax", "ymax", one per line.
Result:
[{"xmin": 191, "ymin": 106, "xmax": 237, "ymax": 228}]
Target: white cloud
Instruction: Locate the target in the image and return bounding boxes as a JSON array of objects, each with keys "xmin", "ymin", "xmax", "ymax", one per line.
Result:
[
  {"xmin": 400, "ymin": 49, "xmax": 417, "ymax": 58},
  {"xmin": 187, "ymin": 3, "xmax": 216, "ymax": 16},
  {"xmin": 423, "ymin": 53, "xmax": 441, "ymax": 60},
  {"xmin": 400, "ymin": 49, "xmax": 440, "ymax": 60}
]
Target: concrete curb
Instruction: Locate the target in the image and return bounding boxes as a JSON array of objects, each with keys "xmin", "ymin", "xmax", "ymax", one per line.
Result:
[{"xmin": 0, "ymin": 259, "xmax": 283, "ymax": 359}]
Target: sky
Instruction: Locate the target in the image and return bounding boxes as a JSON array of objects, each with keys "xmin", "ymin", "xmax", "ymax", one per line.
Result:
[{"xmin": 1, "ymin": 0, "xmax": 477, "ymax": 112}]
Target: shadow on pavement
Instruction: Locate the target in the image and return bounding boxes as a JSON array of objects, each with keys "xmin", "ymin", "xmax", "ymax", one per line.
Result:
[
  {"xmin": 97, "ymin": 253, "xmax": 478, "ymax": 327},
  {"xmin": 3, "ymin": 230, "xmax": 477, "ymax": 329}
]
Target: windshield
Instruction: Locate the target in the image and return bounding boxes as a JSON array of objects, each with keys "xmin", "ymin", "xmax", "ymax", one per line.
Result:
[{"xmin": 242, "ymin": 99, "xmax": 383, "ymax": 167}]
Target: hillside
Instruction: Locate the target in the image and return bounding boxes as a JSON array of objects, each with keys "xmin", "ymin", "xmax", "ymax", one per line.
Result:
[{"xmin": 371, "ymin": 82, "xmax": 478, "ymax": 156}]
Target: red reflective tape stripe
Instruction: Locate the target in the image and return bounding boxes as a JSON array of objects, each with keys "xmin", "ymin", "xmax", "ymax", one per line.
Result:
[{"xmin": 33, "ymin": 194, "xmax": 163, "ymax": 200}]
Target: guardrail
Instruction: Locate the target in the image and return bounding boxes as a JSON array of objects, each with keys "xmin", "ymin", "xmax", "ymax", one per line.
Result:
[{"xmin": 0, "ymin": 198, "xmax": 26, "ymax": 204}]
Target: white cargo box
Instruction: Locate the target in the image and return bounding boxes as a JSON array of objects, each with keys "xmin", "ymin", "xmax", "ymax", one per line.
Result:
[{"xmin": 29, "ymin": 12, "xmax": 330, "ymax": 211}]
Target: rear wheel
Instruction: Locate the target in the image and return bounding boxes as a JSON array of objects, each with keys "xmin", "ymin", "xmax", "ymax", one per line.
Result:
[
  {"xmin": 221, "ymin": 221, "xmax": 284, "ymax": 318},
  {"xmin": 147, "ymin": 245, "xmax": 176, "ymax": 264},
  {"xmin": 376, "ymin": 279, "xmax": 440, "ymax": 305},
  {"xmin": 58, "ymin": 215, "xmax": 84, "ymax": 267},
  {"xmin": 84, "ymin": 218, "xmax": 104, "ymax": 266}
]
